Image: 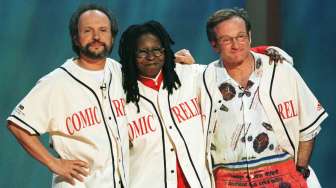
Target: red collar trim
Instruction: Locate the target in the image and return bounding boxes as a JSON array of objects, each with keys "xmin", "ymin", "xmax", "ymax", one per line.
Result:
[{"xmin": 138, "ymin": 71, "xmax": 164, "ymax": 91}]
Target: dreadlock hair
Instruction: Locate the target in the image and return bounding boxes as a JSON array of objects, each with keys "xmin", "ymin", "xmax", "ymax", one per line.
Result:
[{"xmin": 118, "ymin": 20, "xmax": 181, "ymax": 112}]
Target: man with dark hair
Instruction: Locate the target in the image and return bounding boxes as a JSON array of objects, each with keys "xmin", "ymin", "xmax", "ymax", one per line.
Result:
[
  {"xmin": 118, "ymin": 20, "xmax": 218, "ymax": 188},
  {"xmin": 7, "ymin": 4, "xmax": 128, "ymax": 187},
  {"xmin": 204, "ymin": 8, "xmax": 327, "ymax": 187}
]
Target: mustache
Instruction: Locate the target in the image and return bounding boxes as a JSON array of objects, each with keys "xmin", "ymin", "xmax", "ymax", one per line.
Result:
[{"xmin": 86, "ymin": 40, "xmax": 107, "ymax": 48}]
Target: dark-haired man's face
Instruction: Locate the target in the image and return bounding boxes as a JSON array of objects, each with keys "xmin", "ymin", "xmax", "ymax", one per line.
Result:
[
  {"xmin": 77, "ymin": 10, "xmax": 113, "ymax": 59},
  {"xmin": 211, "ymin": 17, "xmax": 251, "ymax": 68}
]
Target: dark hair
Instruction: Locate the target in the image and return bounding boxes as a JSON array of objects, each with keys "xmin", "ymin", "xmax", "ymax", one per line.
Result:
[
  {"xmin": 118, "ymin": 20, "xmax": 181, "ymax": 112},
  {"xmin": 69, "ymin": 3, "xmax": 118, "ymax": 56},
  {"xmin": 206, "ymin": 8, "xmax": 251, "ymax": 42}
]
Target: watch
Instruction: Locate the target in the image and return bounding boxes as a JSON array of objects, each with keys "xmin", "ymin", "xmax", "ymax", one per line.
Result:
[{"xmin": 296, "ymin": 166, "xmax": 310, "ymax": 179}]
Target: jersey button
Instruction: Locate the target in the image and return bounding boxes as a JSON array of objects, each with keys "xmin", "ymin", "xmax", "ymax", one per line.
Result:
[
  {"xmin": 171, "ymin": 170, "xmax": 174, "ymax": 173},
  {"xmin": 170, "ymin": 148, "xmax": 174, "ymax": 152},
  {"xmin": 169, "ymin": 126, "xmax": 172, "ymax": 129},
  {"xmin": 109, "ymin": 116, "xmax": 112, "ymax": 120}
]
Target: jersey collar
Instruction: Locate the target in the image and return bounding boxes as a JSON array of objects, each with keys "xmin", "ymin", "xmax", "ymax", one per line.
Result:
[{"xmin": 138, "ymin": 70, "xmax": 164, "ymax": 91}]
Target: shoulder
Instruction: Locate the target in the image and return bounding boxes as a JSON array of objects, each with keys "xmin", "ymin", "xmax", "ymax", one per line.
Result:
[
  {"xmin": 107, "ymin": 58, "xmax": 121, "ymax": 70},
  {"xmin": 203, "ymin": 59, "xmax": 221, "ymax": 76},
  {"xmin": 37, "ymin": 58, "xmax": 76, "ymax": 88}
]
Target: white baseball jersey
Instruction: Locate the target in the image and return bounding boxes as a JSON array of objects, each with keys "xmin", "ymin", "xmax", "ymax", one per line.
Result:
[
  {"xmin": 126, "ymin": 64, "xmax": 219, "ymax": 188},
  {"xmin": 206, "ymin": 51, "xmax": 328, "ymax": 163},
  {"xmin": 211, "ymin": 58, "xmax": 294, "ymax": 169},
  {"xmin": 8, "ymin": 58, "xmax": 129, "ymax": 188}
]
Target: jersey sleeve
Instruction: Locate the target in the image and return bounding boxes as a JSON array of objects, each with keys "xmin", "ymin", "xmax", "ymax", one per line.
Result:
[
  {"xmin": 7, "ymin": 76, "xmax": 56, "ymax": 135},
  {"xmin": 291, "ymin": 68, "xmax": 328, "ymax": 141}
]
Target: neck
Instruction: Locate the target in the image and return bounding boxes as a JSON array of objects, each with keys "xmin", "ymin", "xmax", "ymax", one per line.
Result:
[
  {"xmin": 223, "ymin": 54, "xmax": 254, "ymax": 88},
  {"xmin": 76, "ymin": 55, "xmax": 106, "ymax": 71}
]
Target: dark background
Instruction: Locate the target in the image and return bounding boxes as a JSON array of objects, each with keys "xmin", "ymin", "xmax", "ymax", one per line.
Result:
[{"xmin": 0, "ymin": 0, "xmax": 334, "ymax": 187}]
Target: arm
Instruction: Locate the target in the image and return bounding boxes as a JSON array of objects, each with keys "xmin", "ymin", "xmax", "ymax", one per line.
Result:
[
  {"xmin": 297, "ymin": 139, "xmax": 315, "ymax": 167},
  {"xmin": 8, "ymin": 121, "xmax": 89, "ymax": 185},
  {"xmin": 175, "ymin": 49, "xmax": 195, "ymax": 64}
]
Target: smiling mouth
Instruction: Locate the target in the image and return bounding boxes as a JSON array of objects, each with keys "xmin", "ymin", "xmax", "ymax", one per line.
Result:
[
  {"xmin": 89, "ymin": 42, "xmax": 105, "ymax": 48},
  {"xmin": 144, "ymin": 63, "xmax": 158, "ymax": 67}
]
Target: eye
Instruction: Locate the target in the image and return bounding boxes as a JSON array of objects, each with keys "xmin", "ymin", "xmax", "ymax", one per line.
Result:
[
  {"xmin": 221, "ymin": 38, "xmax": 231, "ymax": 44},
  {"xmin": 100, "ymin": 28, "xmax": 108, "ymax": 32},
  {"xmin": 82, "ymin": 29, "xmax": 91, "ymax": 33},
  {"xmin": 152, "ymin": 48, "xmax": 162, "ymax": 53},
  {"xmin": 136, "ymin": 49, "xmax": 148, "ymax": 58}
]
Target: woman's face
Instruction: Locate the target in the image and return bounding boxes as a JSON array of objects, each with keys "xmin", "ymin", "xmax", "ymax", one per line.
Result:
[{"xmin": 135, "ymin": 33, "xmax": 165, "ymax": 78}]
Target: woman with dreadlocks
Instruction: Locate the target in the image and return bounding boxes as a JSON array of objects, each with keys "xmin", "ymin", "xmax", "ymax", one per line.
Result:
[{"xmin": 118, "ymin": 20, "xmax": 219, "ymax": 188}]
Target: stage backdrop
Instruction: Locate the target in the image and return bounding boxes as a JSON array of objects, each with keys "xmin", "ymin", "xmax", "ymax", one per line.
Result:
[
  {"xmin": 281, "ymin": 0, "xmax": 336, "ymax": 187},
  {"xmin": 0, "ymin": 0, "xmax": 335, "ymax": 187}
]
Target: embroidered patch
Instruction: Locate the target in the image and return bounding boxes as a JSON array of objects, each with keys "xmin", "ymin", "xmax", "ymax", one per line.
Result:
[
  {"xmin": 246, "ymin": 80, "xmax": 254, "ymax": 90},
  {"xmin": 262, "ymin": 122, "xmax": 273, "ymax": 131},
  {"xmin": 253, "ymin": 132, "xmax": 269, "ymax": 153},
  {"xmin": 220, "ymin": 104, "xmax": 229, "ymax": 112},
  {"xmin": 219, "ymin": 82, "xmax": 236, "ymax": 101},
  {"xmin": 19, "ymin": 104, "xmax": 24, "ymax": 110},
  {"xmin": 211, "ymin": 143, "xmax": 217, "ymax": 151}
]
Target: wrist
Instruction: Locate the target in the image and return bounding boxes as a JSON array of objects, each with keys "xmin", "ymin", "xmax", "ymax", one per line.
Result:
[{"xmin": 296, "ymin": 165, "xmax": 310, "ymax": 179}]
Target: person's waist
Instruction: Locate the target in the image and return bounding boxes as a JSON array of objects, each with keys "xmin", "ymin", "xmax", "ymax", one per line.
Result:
[{"xmin": 213, "ymin": 152, "xmax": 292, "ymax": 170}]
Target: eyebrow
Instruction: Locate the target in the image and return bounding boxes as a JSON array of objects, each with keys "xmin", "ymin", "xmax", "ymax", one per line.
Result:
[
  {"xmin": 218, "ymin": 32, "xmax": 248, "ymax": 38},
  {"xmin": 137, "ymin": 46, "xmax": 162, "ymax": 50}
]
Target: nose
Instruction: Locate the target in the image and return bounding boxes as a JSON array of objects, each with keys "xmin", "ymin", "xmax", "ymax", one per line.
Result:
[
  {"xmin": 231, "ymin": 38, "xmax": 239, "ymax": 49},
  {"xmin": 93, "ymin": 31, "xmax": 100, "ymax": 40},
  {"xmin": 145, "ymin": 52, "xmax": 155, "ymax": 60}
]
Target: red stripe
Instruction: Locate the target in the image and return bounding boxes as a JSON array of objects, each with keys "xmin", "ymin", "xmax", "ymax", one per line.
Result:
[{"xmin": 138, "ymin": 71, "xmax": 164, "ymax": 91}]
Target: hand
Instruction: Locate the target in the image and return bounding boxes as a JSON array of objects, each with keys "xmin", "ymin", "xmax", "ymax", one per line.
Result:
[
  {"xmin": 175, "ymin": 49, "xmax": 195, "ymax": 64},
  {"xmin": 265, "ymin": 48, "xmax": 284, "ymax": 65},
  {"xmin": 48, "ymin": 158, "xmax": 89, "ymax": 185}
]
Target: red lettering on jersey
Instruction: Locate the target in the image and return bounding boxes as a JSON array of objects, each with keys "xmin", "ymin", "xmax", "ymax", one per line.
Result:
[
  {"xmin": 79, "ymin": 108, "xmax": 93, "ymax": 128},
  {"xmin": 112, "ymin": 98, "xmax": 126, "ymax": 117},
  {"xmin": 93, "ymin": 106, "xmax": 101, "ymax": 124},
  {"xmin": 277, "ymin": 100, "xmax": 298, "ymax": 120},
  {"xmin": 191, "ymin": 97, "xmax": 201, "ymax": 115},
  {"xmin": 277, "ymin": 103, "xmax": 286, "ymax": 119},
  {"xmin": 317, "ymin": 102, "xmax": 322, "ymax": 111},
  {"xmin": 179, "ymin": 103, "xmax": 191, "ymax": 119},
  {"xmin": 72, "ymin": 113, "xmax": 81, "ymax": 131},
  {"xmin": 171, "ymin": 106, "xmax": 186, "ymax": 123},
  {"xmin": 65, "ymin": 106, "xmax": 101, "ymax": 135},
  {"xmin": 170, "ymin": 97, "xmax": 201, "ymax": 124},
  {"xmin": 128, "ymin": 114, "xmax": 156, "ymax": 141},
  {"xmin": 66, "ymin": 117, "xmax": 74, "ymax": 135}
]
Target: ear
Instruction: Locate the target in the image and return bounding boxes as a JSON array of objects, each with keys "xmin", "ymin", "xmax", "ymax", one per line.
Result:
[
  {"xmin": 73, "ymin": 35, "xmax": 80, "ymax": 46},
  {"xmin": 210, "ymin": 40, "xmax": 220, "ymax": 53},
  {"xmin": 248, "ymin": 31, "xmax": 252, "ymax": 46}
]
